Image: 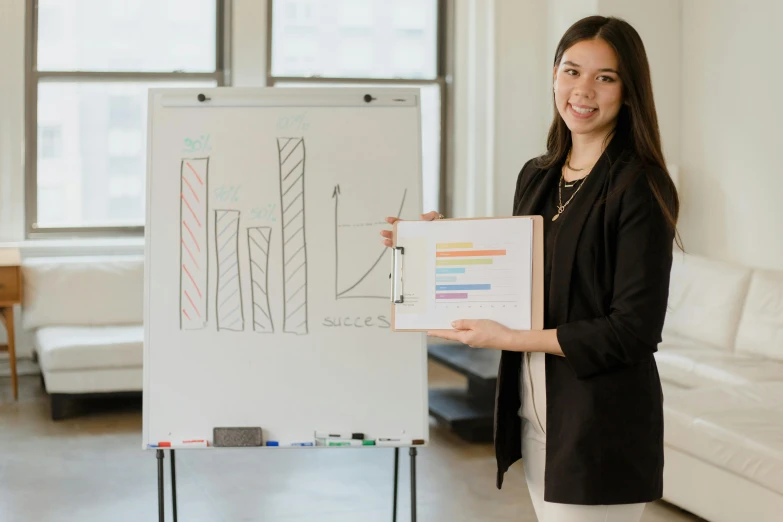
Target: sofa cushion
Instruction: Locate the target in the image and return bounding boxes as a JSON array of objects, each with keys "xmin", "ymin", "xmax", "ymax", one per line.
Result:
[
  {"xmin": 663, "ymin": 253, "xmax": 752, "ymax": 351},
  {"xmin": 659, "ymin": 331, "xmax": 706, "ymax": 350},
  {"xmin": 42, "ymin": 368, "xmax": 142, "ymax": 394},
  {"xmin": 655, "ymin": 345, "xmax": 783, "ymax": 388},
  {"xmin": 22, "ymin": 255, "xmax": 144, "ymax": 329},
  {"xmin": 34, "ymin": 325, "xmax": 143, "ymax": 372},
  {"xmin": 664, "ymin": 383, "xmax": 783, "ymax": 496},
  {"xmin": 735, "ymin": 269, "xmax": 783, "ymax": 362}
]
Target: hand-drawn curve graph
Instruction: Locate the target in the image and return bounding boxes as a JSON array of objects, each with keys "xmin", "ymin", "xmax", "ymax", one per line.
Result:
[
  {"xmin": 180, "ymin": 158, "xmax": 209, "ymax": 330},
  {"xmin": 277, "ymin": 137, "xmax": 309, "ymax": 335},
  {"xmin": 248, "ymin": 227, "xmax": 274, "ymax": 333},
  {"xmin": 215, "ymin": 210, "xmax": 244, "ymax": 331},
  {"xmin": 334, "ymin": 185, "xmax": 408, "ymax": 300}
]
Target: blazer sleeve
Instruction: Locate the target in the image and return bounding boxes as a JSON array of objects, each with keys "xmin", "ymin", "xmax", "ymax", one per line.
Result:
[{"xmin": 556, "ymin": 169, "xmax": 675, "ymax": 379}]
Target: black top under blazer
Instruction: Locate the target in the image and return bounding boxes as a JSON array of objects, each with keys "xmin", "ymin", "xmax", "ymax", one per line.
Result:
[{"xmin": 495, "ymin": 132, "xmax": 676, "ymax": 505}]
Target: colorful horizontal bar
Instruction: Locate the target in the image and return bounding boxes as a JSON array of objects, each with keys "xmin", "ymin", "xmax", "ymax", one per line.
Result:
[
  {"xmin": 435, "ymin": 276, "xmax": 458, "ymax": 283},
  {"xmin": 436, "ymin": 267, "xmax": 466, "ymax": 274},
  {"xmin": 436, "ymin": 293, "xmax": 468, "ymax": 299},
  {"xmin": 436, "ymin": 259, "xmax": 493, "ymax": 266},
  {"xmin": 435, "ymin": 284, "xmax": 491, "ymax": 291},
  {"xmin": 436, "ymin": 242, "xmax": 473, "ymax": 250},
  {"xmin": 436, "ymin": 249, "xmax": 506, "ymax": 258}
]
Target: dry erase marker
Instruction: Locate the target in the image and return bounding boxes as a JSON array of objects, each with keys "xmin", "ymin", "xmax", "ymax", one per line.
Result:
[
  {"xmin": 319, "ymin": 439, "xmax": 374, "ymax": 447},
  {"xmin": 148, "ymin": 440, "xmax": 208, "ymax": 448},
  {"xmin": 376, "ymin": 439, "xmax": 425, "ymax": 447},
  {"xmin": 375, "ymin": 440, "xmax": 408, "ymax": 447},
  {"xmin": 266, "ymin": 441, "xmax": 314, "ymax": 447},
  {"xmin": 315, "ymin": 431, "xmax": 365, "ymax": 440}
]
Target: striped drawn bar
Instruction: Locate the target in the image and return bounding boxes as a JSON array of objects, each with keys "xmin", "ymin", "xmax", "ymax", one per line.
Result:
[
  {"xmin": 436, "ymin": 242, "xmax": 473, "ymax": 250},
  {"xmin": 436, "ymin": 250, "xmax": 506, "ymax": 258},
  {"xmin": 180, "ymin": 158, "xmax": 209, "ymax": 330},
  {"xmin": 436, "ymin": 259, "xmax": 494, "ymax": 266},
  {"xmin": 277, "ymin": 137, "xmax": 308, "ymax": 335},
  {"xmin": 215, "ymin": 210, "xmax": 244, "ymax": 331},
  {"xmin": 248, "ymin": 227, "xmax": 274, "ymax": 333}
]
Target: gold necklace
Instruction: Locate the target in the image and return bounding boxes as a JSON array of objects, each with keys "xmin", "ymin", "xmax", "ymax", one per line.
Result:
[
  {"xmin": 553, "ymin": 168, "xmax": 590, "ymax": 221},
  {"xmin": 565, "ymin": 149, "xmax": 584, "ymax": 172}
]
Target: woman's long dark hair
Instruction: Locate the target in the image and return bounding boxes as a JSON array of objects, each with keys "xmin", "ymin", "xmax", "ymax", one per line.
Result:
[{"xmin": 539, "ymin": 16, "xmax": 683, "ymax": 251}]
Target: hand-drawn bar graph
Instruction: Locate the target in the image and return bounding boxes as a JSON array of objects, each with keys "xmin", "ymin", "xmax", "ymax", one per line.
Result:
[
  {"xmin": 434, "ymin": 243, "xmax": 516, "ymax": 303},
  {"xmin": 277, "ymin": 137, "xmax": 308, "ymax": 335},
  {"xmin": 248, "ymin": 227, "xmax": 274, "ymax": 333},
  {"xmin": 180, "ymin": 158, "xmax": 209, "ymax": 330},
  {"xmin": 215, "ymin": 210, "xmax": 244, "ymax": 331}
]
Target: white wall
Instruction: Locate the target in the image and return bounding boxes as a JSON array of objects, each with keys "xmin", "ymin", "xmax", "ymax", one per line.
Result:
[
  {"xmin": 680, "ymin": 0, "xmax": 783, "ymax": 270},
  {"xmin": 0, "ymin": 0, "xmax": 27, "ymax": 359},
  {"xmin": 491, "ymin": 0, "xmax": 549, "ymax": 217},
  {"xmin": 0, "ymin": 0, "xmax": 26, "ymax": 243},
  {"xmin": 547, "ymin": 0, "xmax": 599, "ymax": 62},
  {"xmin": 598, "ymin": 0, "xmax": 681, "ymax": 168}
]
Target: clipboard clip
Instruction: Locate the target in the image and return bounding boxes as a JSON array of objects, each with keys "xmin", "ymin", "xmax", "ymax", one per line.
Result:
[{"xmin": 390, "ymin": 246, "xmax": 404, "ymax": 304}]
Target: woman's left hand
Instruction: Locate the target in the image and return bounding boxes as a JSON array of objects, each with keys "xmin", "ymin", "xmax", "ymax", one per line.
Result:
[{"xmin": 427, "ymin": 319, "xmax": 514, "ymax": 351}]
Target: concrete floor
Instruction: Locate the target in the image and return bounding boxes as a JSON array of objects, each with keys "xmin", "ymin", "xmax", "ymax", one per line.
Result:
[{"xmin": 0, "ymin": 364, "xmax": 704, "ymax": 522}]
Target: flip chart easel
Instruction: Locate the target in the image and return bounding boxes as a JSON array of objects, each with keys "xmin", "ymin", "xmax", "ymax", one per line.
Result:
[{"xmin": 144, "ymin": 86, "xmax": 430, "ymax": 521}]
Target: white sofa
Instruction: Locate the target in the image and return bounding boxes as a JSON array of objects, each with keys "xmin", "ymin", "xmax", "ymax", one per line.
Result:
[
  {"xmin": 21, "ymin": 255, "xmax": 144, "ymax": 419},
  {"xmin": 657, "ymin": 252, "xmax": 783, "ymax": 522}
]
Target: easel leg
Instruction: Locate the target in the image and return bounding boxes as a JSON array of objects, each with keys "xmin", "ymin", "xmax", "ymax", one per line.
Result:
[
  {"xmin": 157, "ymin": 449, "xmax": 165, "ymax": 522},
  {"xmin": 171, "ymin": 449, "xmax": 178, "ymax": 522},
  {"xmin": 392, "ymin": 448, "xmax": 399, "ymax": 522},
  {"xmin": 409, "ymin": 447, "xmax": 417, "ymax": 522}
]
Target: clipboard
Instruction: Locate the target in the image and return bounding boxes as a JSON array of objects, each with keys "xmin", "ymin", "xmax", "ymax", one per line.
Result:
[{"xmin": 390, "ymin": 216, "xmax": 544, "ymax": 332}]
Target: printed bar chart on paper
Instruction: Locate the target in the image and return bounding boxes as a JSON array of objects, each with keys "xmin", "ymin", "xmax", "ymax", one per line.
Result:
[
  {"xmin": 433, "ymin": 244, "xmax": 518, "ymax": 304},
  {"xmin": 391, "ymin": 217, "xmax": 543, "ymax": 332}
]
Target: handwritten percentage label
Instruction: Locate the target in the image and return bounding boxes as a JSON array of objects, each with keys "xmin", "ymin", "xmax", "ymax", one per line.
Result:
[
  {"xmin": 250, "ymin": 203, "xmax": 277, "ymax": 222},
  {"xmin": 183, "ymin": 134, "xmax": 212, "ymax": 154},
  {"xmin": 214, "ymin": 184, "xmax": 241, "ymax": 203},
  {"xmin": 277, "ymin": 113, "xmax": 310, "ymax": 133}
]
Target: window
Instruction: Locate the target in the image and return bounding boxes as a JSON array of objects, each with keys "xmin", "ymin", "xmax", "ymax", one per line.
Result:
[
  {"xmin": 38, "ymin": 126, "xmax": 62, "ymax": 159},
  {"xmin": 26, "ymin": 0, "xmax": 225, "ymax": 235},
  {"xmin": 268, "ymin": 0, "xmax": 449, "ymax": 214}
]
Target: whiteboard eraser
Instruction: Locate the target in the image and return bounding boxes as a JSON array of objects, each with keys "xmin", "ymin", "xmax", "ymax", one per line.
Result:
[{"xmin": 213, "ymin": 427, "xmax": 263, "ymax": 447}]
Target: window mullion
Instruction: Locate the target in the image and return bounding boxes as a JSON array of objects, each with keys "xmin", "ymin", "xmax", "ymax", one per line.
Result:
[{"xmin": 36, "ymin": 71, "xmax": 223, "ymax": 82}]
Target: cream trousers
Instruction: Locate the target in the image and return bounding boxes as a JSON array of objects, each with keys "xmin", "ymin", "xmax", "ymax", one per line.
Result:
[{"xmin": 520, "ymin": 353, "xmax": 647, "ymax": 522}]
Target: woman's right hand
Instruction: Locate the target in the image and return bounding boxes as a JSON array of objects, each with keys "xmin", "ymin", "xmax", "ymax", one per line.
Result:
[{"xmin": 380, "ymin": 211, "xmax": 441, "ymax": 248}]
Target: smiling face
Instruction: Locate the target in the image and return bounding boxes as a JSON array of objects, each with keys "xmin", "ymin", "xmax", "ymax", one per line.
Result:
[{"xmin": 553, "ymin": 38, "xmax": 624, "ymax": 141}]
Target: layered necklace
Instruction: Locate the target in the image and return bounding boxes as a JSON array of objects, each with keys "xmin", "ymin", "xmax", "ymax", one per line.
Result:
[{"xmin": 553, "ymin": 149, "xmax": 593, "ymax": 222}]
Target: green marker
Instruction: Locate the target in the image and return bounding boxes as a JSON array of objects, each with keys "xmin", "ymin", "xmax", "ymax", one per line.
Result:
[{"xmin": 324, "ymin": 439, "xmax": 375, "ymax": 447}]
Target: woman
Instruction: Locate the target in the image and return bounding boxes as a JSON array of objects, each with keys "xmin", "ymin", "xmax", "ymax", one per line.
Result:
[{"xmin": 382, "ymin": 15, "xmax": 681, "ymax": 522}]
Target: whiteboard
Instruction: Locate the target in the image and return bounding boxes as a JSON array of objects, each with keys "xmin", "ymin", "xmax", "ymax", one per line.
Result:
[{"xmin": 142, "ymin": 87, "xmax": 428, "ymax": 448}]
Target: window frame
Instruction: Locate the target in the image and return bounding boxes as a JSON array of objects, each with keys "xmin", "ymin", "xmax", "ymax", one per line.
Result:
[
  {"xmin": 24, "ymin": 0, "xmax": 231, "ymax": 238},
  {"xmin": 265, "ymin": 0, "xmax": 453, "ymax": 215}
]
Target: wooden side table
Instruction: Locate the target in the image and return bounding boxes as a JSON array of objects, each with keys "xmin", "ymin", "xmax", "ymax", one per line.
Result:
[{"xmin": 0, "ymin": 248, "xmax": 22, "ymax": 401}]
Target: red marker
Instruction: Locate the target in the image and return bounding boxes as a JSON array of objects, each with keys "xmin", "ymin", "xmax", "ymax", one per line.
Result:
[{"xmin": 148, "ymin": 440, "xmax": 208, "ymax": 448}]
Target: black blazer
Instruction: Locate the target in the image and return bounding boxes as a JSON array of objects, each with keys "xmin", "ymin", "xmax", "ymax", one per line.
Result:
[{"xmin": 494, "ymin": 132, "xmax": 675, "ymax": 505}]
